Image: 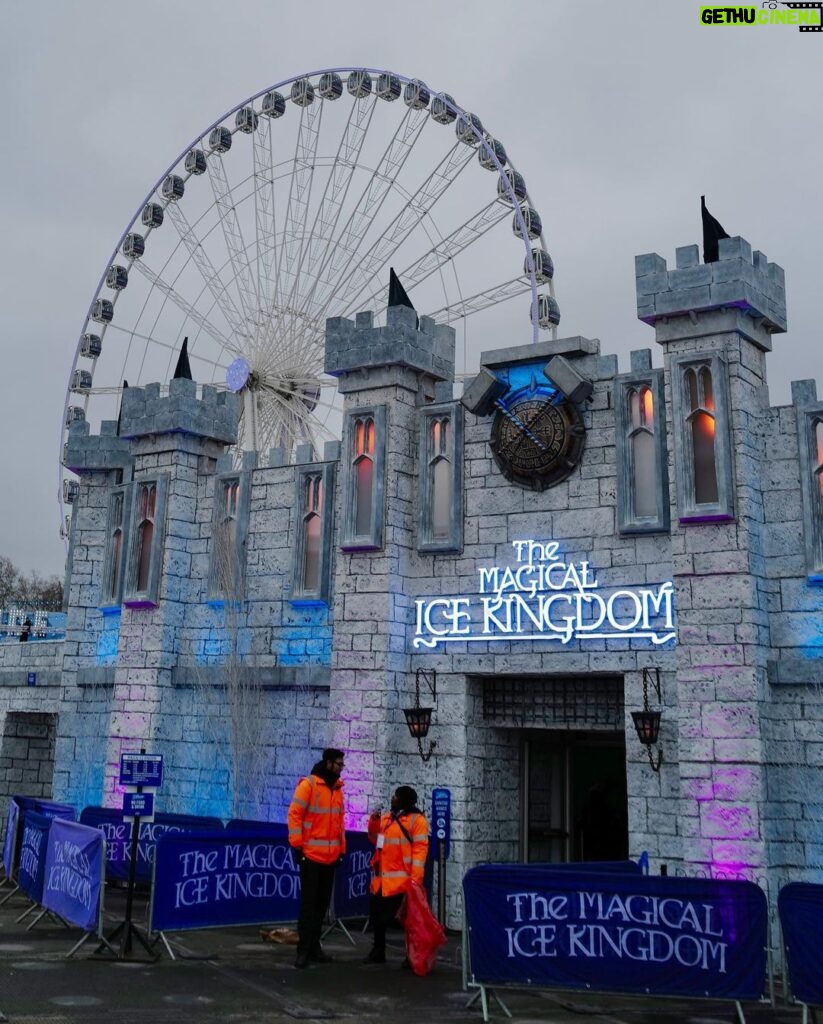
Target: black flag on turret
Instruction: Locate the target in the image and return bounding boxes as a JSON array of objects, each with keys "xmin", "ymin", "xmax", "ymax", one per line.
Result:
[
  {"xmin": 116, "ymin": 380, "xmax": 128, "ymax": 436},
  {"xmin": 173, "ymin": 336, "xmax": 193, "ymax": 380},
  {"xmin": 388, "ymin": 267, "xmax": 418, "ymax": 327},
  {"xmin": 701, "ymin": 196, "xmax": 730, "ymax": 263}
]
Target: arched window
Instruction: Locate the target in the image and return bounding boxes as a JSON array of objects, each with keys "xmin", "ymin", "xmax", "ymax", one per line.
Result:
[
  {"xmin": 106, "ymin": 493, "xmax": 124, "ymax": 602},
  {"xmin": 815, "ymin": 420, "xmax": 823, "ymax": 513},
  {"xmin": 684, "ymin": 366, "xmax": 719, "ymax": 505},
  {"xmin": 135, "ymin": 483, "xmax": 157, "ymax": 593},
  {"xmin": 430, "ymin": 418, "xmax": 452, "ymax": 540},
  {"xmin": 215, "ymin": 479, "xmax": 241, "ymax": 594},
  {"xmin": 353, "ymin": 415, "xmax": 375, "ymax": 537},
  {"xmin": 302, "ymin": 474, "xmax": 323, "ymax": 593},
  {"xmin": 628, "ymin": 386, "xmax": 656, "ymax": 519}
]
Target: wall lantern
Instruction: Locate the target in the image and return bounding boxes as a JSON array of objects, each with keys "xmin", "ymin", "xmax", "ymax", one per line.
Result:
[
  {"xmin": 403, "ymin": 668, "xmax": 437, "ymax": 762},
  {"xmin": 631, "ymin": 666, "xmax": 663, "ymax": 772}
]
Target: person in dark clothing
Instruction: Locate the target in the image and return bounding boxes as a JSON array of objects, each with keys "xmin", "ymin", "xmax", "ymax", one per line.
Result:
[
  {"xmin": 19, "ymin": 617, "xmax": 32, "ymax": 642},
  {"xmin": 287, "ymin": 748, "xmax": 346, "ymax": 969}
]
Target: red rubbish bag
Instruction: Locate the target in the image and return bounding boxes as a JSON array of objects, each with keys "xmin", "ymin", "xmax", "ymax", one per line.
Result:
[{"xmin": 396, "ymin": 880, "xmax": 447, "ymax": 976}]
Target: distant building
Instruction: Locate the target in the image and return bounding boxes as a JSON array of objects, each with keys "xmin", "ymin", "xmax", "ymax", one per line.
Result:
[{"xmin": 2, "ymin": 230, "xmax": 822, "ymax": 925}]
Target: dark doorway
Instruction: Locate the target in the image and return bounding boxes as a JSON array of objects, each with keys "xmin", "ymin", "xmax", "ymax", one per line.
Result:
[{"xmin": 521, "ymin": 731, "xmax": 628, "ymax": 863}]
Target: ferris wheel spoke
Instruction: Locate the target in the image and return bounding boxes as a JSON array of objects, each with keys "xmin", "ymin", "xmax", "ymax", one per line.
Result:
[
  {"xmin": 274, "ymin": 93, "xmax": 379, "ymax": 352},
  {"xmin": 269, "ymin": 101, "xmax": 324, "ymax": 339},
  {"xmin": 206, "ymin": 152, "xmax": 260, "ymax": 328},
  {"xmin": 304, "ymin": 105, "xmax": 430, "ymax": 325},
  {"xmin": 428, "ymin": 277, "xmax": 532, "ymax": 323},
  {"xmin": 253, "ymin": 117, "xmax": 280, "ymax": 332},
  {"xmin": 129, "ymin": 260, "xmax": 238, "ymax": 352},
  {"xmin": 163, "ymin": 201, "xmax": 248, "ymax": 339}
]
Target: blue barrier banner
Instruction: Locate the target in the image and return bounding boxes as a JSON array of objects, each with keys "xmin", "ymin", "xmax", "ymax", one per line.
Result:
[
  {"xmin": 41, "ymin": 818, "xmax": 104, "ymax": 933},
  {"xmin": 79, "ymin": 807, "xmax": 223, "ymax": 882},
  {"xmin": 151, "ymin": 830, "xmax": 300, "ymax": 932},
  {"xmin": 18, "ymin": 811, "xmax": 52, "ymax": 904},
  {"xmin": 333, "ymin": 831, "xmax": 373, "ymax": 920},
  {"xmin": 33, "ymin": 800, "xmax": 77, "ymax": 822},
  {"xmin": 531, "ymin": 860, "xmax": 641, "ymax": 875},
  {"xmin": 3, "ymin": 798, "xmax": 21, "ymax": 879},
  {"xmin": 463, "ymin": 865, "xmax": 767, "ymax": 1001},
  {"xmin": 778, "ymin": 882, "xmax": 823, "ymax": 1006},
  {"xmin": 225, "ymin": 819, "xmax": 288, "ymax": 837}
]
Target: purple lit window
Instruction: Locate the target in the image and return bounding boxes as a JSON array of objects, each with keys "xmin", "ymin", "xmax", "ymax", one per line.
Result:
[
  {"xmin": 135, "ymin": 483, "xmax": 157, "ymax": 593},
  {"xmin": 684, "ymin": 366, "xmax": 718, "ymax": 505},
  {"xmin": 302, "ymin": 474, "xmax": 323, "ymax": 593},
  {"xmin": 353, "ymin": 416, "xmax": 375, "ymax": 536},
  {"xmin": 430, "ymin": 417, "xmax": 452, "ymax": 539},
  {"xmin": 628, "ymin": 386, "xmax": 655, "ymax": 518}
]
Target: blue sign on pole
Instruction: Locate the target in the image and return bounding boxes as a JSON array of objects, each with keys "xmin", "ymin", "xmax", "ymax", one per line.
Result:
[
  {"xmin": 119, "ymin": 753, "xmax": 163, "ymax": 788},
  {"xmin": 431, "ymin": 787, "xmax": 451, "ymax": 859},
  {"xmin": 26, "ymin": 672, "xmax": 36, "ymax": 686},
  {"xmin": 124, "ymin": 792, "xmax": 154, "ymax": 819}
]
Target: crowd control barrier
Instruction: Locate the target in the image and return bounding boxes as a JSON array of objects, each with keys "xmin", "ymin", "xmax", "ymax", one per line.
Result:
[
  {"xmin": 80, "ymin": 807, "xmax": 223, "ymax": 883},
  {"xmin": 41, "ymin": 817, "xmax": 111, "ymax": 955},
  {"xmin": 2, "ymin": 796, "xmax": 76, "ymax": 905},
  {"xmin": 463, "ymin": 864, "xmax": 768, "ymax": 1022},
  {"xmin": 778, "ymin": 882, "xmax": 823, "ymax": 1023}
]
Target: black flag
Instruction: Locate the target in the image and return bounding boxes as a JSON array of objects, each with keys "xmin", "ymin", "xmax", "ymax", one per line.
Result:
[
  {"xmin": 116, "ymin": 379, "xmax": 128, "ymax": 436},
  {"xmin": 173, "ymin": 336, "xmax": 193, "ymax": 380},
  {"xmin": 388, "ymin": 267, "xmax": 418, "ymax": 327},
  {"xmin": 701, "ymin": 196, "xmax": 730, "ymax": 263}
]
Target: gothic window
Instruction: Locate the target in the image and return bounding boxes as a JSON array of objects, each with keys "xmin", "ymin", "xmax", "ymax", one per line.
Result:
[
  {"xmin": 685, "ymin": 366, "xmax": 719, "ymax": 505},
  {"xmin": 341, "ymin": 406, "xmax": 386, "ymax": 551},
  {"xmin": 798, "ymin": 406, "xmax": 823, "ymax": 581},
  {"xmin": 418, "ymin": 404, "xmax": 463, "ymax": 551},
  {"xmin": 209, "ymin": 475, "xmax": 249, "ymax": 599},
  {"xmin": 124, "ymin": 476, "xmax": 168, "ymax": 607},
  {"xmin": 670, "ymin": 354, "xmax": 734, "ymax": 523},
  {"xmin": 615, "ymin": 368, "xmax": 669, "ymax": 534},
  {"xmin": 100, "ymin": 485, "xmax": 132, "ymax": 607},
  {"xmin": 354, "ymin": 416, "xmax": 375, "ymax": 537},
  {"xmin": 292, "ymin": 463, "xmax": 336, "ymax": 603}
]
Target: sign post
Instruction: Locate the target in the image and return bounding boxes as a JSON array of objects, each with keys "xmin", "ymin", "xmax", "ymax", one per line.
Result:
[
  {"xmin": 431, "ymin": 787, "xmax": 451, "ymax": 925},
  {"xmin": 97, "ymin": 749, "xmax": 163, "ymax": 960}
]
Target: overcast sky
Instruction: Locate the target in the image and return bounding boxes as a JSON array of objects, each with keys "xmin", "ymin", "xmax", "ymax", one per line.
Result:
[{"xmin": 1, "ymin": 0, "xmax": 820, "ymax": 579}]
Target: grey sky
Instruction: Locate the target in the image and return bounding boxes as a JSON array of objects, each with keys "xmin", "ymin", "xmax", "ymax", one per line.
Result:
[{"xmin": 1, "ymin": 0, "xmax": 820, "ymax": 578}]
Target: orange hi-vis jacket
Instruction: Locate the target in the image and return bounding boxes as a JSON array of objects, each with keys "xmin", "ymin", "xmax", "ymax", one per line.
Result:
[
  {"xmin": 368, "ymin": 810, "xmax": 429, "ymax": 897},
  {"xmin": 288, "ymin": 772, "xmax": 345, "ymax": 865}
]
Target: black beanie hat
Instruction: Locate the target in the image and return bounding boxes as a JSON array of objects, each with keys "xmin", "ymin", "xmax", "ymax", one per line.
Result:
[{"xmin": 394, "ymin": 786, "xmax": 418, "ymax": 811}]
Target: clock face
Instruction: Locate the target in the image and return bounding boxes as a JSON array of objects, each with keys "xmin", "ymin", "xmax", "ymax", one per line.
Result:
[{"xmin": 490, "ymin": 387, "xmax": 586, "ymax": 490}]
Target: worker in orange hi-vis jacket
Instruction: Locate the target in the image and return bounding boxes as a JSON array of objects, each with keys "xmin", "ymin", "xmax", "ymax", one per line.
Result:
[
  {"xmin": 363, "ymin": 785, "xmax": 429, "ymax": 964},
  {"xmin": 287, "ymin": 748, "xmax": 346, "ymax": 969}
]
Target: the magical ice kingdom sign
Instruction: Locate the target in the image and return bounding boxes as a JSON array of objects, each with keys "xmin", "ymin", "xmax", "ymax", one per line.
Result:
[{"xmin": 413, "ymin": 541, "xmax": 676, "ymax": 649}]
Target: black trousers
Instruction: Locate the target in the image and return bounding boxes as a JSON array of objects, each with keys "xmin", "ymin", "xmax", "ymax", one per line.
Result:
[
  {"xmin": 368, "ymin": 892, "xmax": 405, "ymax": 956},
  {"xmin": 297, "ymin": 858, "xmax": 337, "ymax": 956}
]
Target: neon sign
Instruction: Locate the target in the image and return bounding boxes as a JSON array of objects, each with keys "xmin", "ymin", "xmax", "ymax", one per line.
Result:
[{"xmin": 413, "ymin": 541, "xmax": 675, "ymax": 649}]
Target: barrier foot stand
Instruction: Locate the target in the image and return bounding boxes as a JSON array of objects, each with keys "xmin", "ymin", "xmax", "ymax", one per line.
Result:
[
  {"xmin": 14, "ymin": 901, "xmax": 36, "ymax": 924},
  {"xmin": 152, "ymin": 930, "xmax": 176, "ymax": 961},
  {"xmin": 734, "ymin": 1001, "xmax": 747, "ymax": 1024},
  {"xmin": 465, "ymin": 986, "xmax": 511, "ymax": 1022},
  {"xmin": 26, "ymin": 908, "xmax": 70, "ymax": 932},
  {"xmin": 321, "ymin": 917, "xmax": 356, "ymax": 946},
  {"xmin": 0, "ymin": 884, "xmax": 20, "ymax": 907},
  {"xmin": 801, "ymin": 1005, "xmax": 820, "ymax": 1024}
]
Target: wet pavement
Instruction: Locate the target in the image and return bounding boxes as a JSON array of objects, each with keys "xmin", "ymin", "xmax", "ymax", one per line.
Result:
[{"xmin": 0, "ymin": 883, "xmax": 812, "ymax": 1024}]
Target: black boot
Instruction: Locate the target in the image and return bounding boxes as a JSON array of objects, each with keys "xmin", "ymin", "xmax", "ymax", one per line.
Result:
[{"xmin": 362, "ymin": 948, "xmax": 386, "ymax": 964}]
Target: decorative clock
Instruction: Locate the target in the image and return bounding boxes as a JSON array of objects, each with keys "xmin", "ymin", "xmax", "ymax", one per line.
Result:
[{"xmin": 489, "ymin": 384, "xmax": 585, "ymax": 490}]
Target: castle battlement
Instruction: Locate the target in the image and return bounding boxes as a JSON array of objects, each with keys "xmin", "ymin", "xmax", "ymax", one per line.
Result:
[
  {"xmin": 63, "ymin": 418, "xmax": 132, "ymax": 473},
  {"xmin": 324, "ymin": 303, "xmax": 455, "ymax": 383},
  {"xmin": 635, "ymin": 236, "xmax": 787, "ymax": 349},
  {"xmin": 117, "ymin": 378, "xmax": 240, "ymax": 445}
]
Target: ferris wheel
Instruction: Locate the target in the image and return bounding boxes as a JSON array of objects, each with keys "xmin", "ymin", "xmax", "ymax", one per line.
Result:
[{"xmin": 59, "ymin": 67, "xmax": 559, "ymax": 538}]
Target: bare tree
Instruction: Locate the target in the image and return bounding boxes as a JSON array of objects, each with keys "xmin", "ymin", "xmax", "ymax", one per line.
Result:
[
  {"xmin": 191, "ymin": 523, "xmax": 272, "ymax": 820},
  {"xmin": 0, "ymin": 555, "xmax": 63, "ymax": 610}
]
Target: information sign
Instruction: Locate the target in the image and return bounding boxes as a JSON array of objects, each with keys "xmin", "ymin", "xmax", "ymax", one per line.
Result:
[
  {"xmin": 119, "ymin": 753, "xmax": 163, "ymax": 789},
  {"xmin": 123, "ymin": 792, "xmax": 154, "ymax": 822},
  {"xmin": 431, "ymin": 787, "xmax": 451, "ymax": 859}
]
